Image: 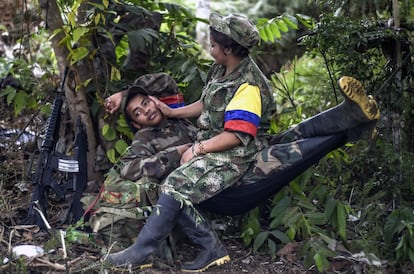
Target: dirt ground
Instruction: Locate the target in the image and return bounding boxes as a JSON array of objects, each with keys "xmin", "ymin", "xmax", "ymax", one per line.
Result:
[
  {"xmin": 1, "ymin": 207, "xmax": 310, "ymax": 274},
  {"xmin": 0, "ymin": 225, "xmax": 314, "ymax": 274}
]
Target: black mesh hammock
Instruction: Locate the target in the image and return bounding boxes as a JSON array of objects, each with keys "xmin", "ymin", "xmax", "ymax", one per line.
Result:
[{"xmin": 198, "ymin": 133, "xmax": 347, "ymax": 216}]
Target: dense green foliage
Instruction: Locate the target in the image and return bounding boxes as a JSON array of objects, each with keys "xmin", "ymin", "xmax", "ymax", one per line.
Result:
[
  {"xmin": 0, "ymin": 0, "xmax": 413, "ymax": 272},
  {"xmin": 238, "ymin": 1, "xmax": 414, "ymax": 272}
]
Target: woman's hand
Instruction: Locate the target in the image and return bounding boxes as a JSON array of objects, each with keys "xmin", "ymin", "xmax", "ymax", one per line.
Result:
[
  {"xmin": 176, "ymin": 144, "xmax": 192, "ymax": 156},
  {"xmin": 150, "ymin": 96, "xmax": 203, "ymax": 119},
  {"xmin": 149, "ymin": 96, "xmax": 174, "ymax": 117},
  {"xmin": 180, "ymin": 145, "xmax": 194, "ymax": 164},
  {"xmin": 104, "ymin": 92, "xmax": 124, "ymax": 114}
]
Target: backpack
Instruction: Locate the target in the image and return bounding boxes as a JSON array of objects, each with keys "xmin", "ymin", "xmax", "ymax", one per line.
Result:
[{"xmin": 133, "ymin": 72, "xmax": 185, "ymax": 108}]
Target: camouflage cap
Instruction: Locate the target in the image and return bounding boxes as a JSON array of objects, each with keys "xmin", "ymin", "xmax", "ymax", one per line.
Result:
[
  {"xmin": 209, "ymin": 12, "xmax": 259, "ymax": 49},
  {"xmin": 133, "ymin": 72, "xmax": 178, "ymax": 97}
]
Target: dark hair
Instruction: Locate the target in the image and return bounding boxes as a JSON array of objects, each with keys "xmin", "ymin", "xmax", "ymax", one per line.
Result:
[
  {"xmin": 124, "ymin": 85, "xmax": 150, "ymax": 133},
  {"xmin": 209, "ymin": 27, "xmax": 249, "ymax": 58}
]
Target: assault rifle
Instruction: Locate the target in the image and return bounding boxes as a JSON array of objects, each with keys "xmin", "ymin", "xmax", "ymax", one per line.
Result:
[{"xmin": 24, "ymin": 68, "xmax": 88, "ymax": 229}]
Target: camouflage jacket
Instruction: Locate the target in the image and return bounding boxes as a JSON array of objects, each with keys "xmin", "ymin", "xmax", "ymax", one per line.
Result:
[
  {"xmin": 103, "ymin": 118, "xmax": 197, "ymax": 203},
  {"xmin": 120, "ymin": 118, "xmax": 197, "ymax": 180},
  {"xmin": 196, "ymin": 56, "xmax": 275, "ymax": 163}
]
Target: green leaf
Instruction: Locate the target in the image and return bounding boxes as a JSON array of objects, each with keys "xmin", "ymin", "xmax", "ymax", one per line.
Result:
[
  {"xmin": 115, "ymin": 36, "xmax": 129, "ymax": 63},
  {"xmin": 128, "ymin": 30, "xmax": 146, "ymax": 50},
  {"xmin": 286, "ymin": 226, "xmax": 296, "ymax": 240},
  {"xmin": 269, "ymin": 197, "xmax": 291, "ymax": 229},
  {"xmin": 268, "ymin": 239, "xmax": 276, "ymax": 259},
  {"xmin": 324, "ymin": 198, "xmax": 337, "ymax": 220},
  {"xmin": 313, "ymin": 252, "xmax": 329, "ymax": 272},
  {"xmin": 115, "ymin": 139, "xmax": 128, "ymax": 155},
  {"xmin": 253, "ymin": 231, "xmax": 269, "ymax": 252},
  {"xmin": 67, "ymin": 9, "xmax": 77, "ymax": 27},
  {"xmin": 305, "ymin": 212, "xmax": 327, "ymax": 226},
  {"xmin": 111, "ymin": 66, "xmax": 121, "ymax": 81},
  {"xmin": 117, "ymin": 115, "xmax": 129, "ymax": 128},
  {"xmin": 259, "ymin": 28, "xmax": 269, "ymax": 42},
  {"xmin": 106, "ymin": 148, "xmax": 116, "ymax": 163},
  {"xmin": 282, "ymin": 15, "xmax": 299, "ymax": 30},
  {"xmin": 72, "ymin": 27, "xmax": 89, "ymax": 44},
  {"xmin": 127, "ymin": 29, "xmax": 158, "ymax": 50},
  {"xmin": 0, "ymin": 85, "xmax": 15, "ymax": 97},
  {"xmin": 283, "ymin": 207, "xmax": 301, "ymax": 226},
  {"xmin": 269, "ymin": 22, "xmax": 282, "ymax": 39},
  {"xmin": 264, "ymin": 25, "xmax": 275, "ymax": 42},
  {"xmin": 276, "ymin": 20, "xmax": 289, "ymax": 33},
  {"xmin": 297, "ymin": 199, "xmax": 317, "ymax": 211},
  {"xmin": 2, "ymin": 86, "xmax": 16, "ymax": 105},
  {"xmin": 395, "ymin": 235, "xmax": 404, "ymax": 251},
  {"xmin": 269, "ymin": 218, "xmax": 282, "ymax": 230},
  {"xmin": 318, "ymin": 232, "xmax": 337, "ymax": 251},
  {"xmin": 270, "ymin": 230, "xmax": 290, "ymax": 243},
  {"xmin": 408, "ymin": 248, "xmax": 414, "ymax": 263},
  {"xmin": 70, "ymin": 47, "xmax": 89, "ymax": 65},
  {"xmin": 102, "ymin": 124, "xmax": 116, "ymax": 141},
  {"xmin": 384, "ymin": 209, "xmax": 409, "ymax": 244},
  {"xmin": 270, "ymin": 196, "xmax": 291, "ymax": 218},
  {"xmin": 336, "ymin": 203, "xmax": 346, "ymax": 239},
  {"xmin": 241, "ymin": 227, "xmax": 254, "ymax": 246},
  {"xmin": 241, "ymin": 207, "xmax": 261, "ymax": 246},
  {"xmin": 295, "ymin": 14, "xmax": 315, "ymax": 29},
  {"xmin": 313, "ymin": 252, "xmax": 323, "ymax": 272},
  {"xmin": 14, "ymin": 92, "xmax": 27, "ymax": 115},
  {"xmin": 289, "ymin": 180, "xmax": 303, "ymax": 196}
]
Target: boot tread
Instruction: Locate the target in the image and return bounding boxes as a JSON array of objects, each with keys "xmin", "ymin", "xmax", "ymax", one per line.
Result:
[
  {"xmin": 181, "ymin": 255, "xmax": 231, "ymax": 273},
  {"xmin": 339, "ymin": 76, "xmax": 380, "ymax": 120}
]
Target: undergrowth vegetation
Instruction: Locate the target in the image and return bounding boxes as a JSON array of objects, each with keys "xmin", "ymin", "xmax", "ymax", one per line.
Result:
[
  {"xmin": 238, "ymin": 6, "xmax": 414, "ymax": 270},
  {"xmin": 0, "ymin": 0, "xmax": 413, "ymax": 272}
]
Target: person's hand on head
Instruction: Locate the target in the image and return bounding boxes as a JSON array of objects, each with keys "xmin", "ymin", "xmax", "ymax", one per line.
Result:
[
  {"xmin": 149, "ymin": 96, "xmax": 173, "ymax": 117},
  {"xmin": 105, "ymin": 92, "xmax": 124, "ymax": 114}
]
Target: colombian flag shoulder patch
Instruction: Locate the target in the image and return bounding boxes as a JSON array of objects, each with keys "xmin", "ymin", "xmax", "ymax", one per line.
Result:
[{"xmin": 224, "ymin": 83, "xmax": 261, "ymax": 137}]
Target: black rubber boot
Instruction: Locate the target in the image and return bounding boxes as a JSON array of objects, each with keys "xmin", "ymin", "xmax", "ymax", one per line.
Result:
[
  {"xmin": 177, "ymin": 207, "xmax": 230, "ymax": 272},
  {"xmin": 105, "ymin": 194, "xmax": 182, "ymax": 269},
  {"xmin": 272, "ymin": 76, "xmax": 380, "ymax": 144}
]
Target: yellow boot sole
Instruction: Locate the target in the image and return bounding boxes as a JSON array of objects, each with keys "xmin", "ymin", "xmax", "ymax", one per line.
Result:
[
  {"xmin": 181, "ymin": 255, "xmax": 231, "ymax": 273},
  {"xmin": 338, "ymin": 76, "xmax": 380, "ymax": 120}
]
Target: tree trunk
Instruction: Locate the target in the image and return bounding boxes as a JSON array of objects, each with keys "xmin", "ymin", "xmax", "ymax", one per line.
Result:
[
  {"xmin": 45, "ymin": 0, "xmax": 104, "ymax": 183},
  {"xmin": 392, "ymin": 0, "xmax": 403, "ymax": 152},
  {"xmin": 195, "ymin": 0, "xmax": 210, "ymax": 52}
]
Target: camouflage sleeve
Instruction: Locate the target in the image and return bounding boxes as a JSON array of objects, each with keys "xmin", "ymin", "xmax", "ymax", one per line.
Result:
[
  {"xmin": 180, "ymin": 118, "xmax": 198, "ymax": 141},
  {"xmin": 119, "ymin": 138, "xmax": 182, "ymax": 181}
]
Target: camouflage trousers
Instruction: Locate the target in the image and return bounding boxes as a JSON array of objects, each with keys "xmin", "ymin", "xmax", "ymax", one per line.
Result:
[
  {"xmin": 81, "ymin": 177, "xmax": 160, "ymax": 250},
  {"xmin": 160, "ymin": 137, "xmax": 306, "ymax": 204},
  {"xmin": 161, "ymin": 156, "xmax": 247, "ymax": 204},
  {"xmin": 239, "ymin": 140, "xmax": 304, "ymax": 185}
]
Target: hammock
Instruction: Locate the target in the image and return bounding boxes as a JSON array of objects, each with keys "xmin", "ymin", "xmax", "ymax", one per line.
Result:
[{"xmin": 199, "ymin": 133, "xmax": 346, "ymax": 216}]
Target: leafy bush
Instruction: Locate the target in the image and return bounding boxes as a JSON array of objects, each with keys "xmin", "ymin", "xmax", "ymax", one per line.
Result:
[{"xmin": 242, "ymin": 30, "xmax": 413, "ymax": 270}]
